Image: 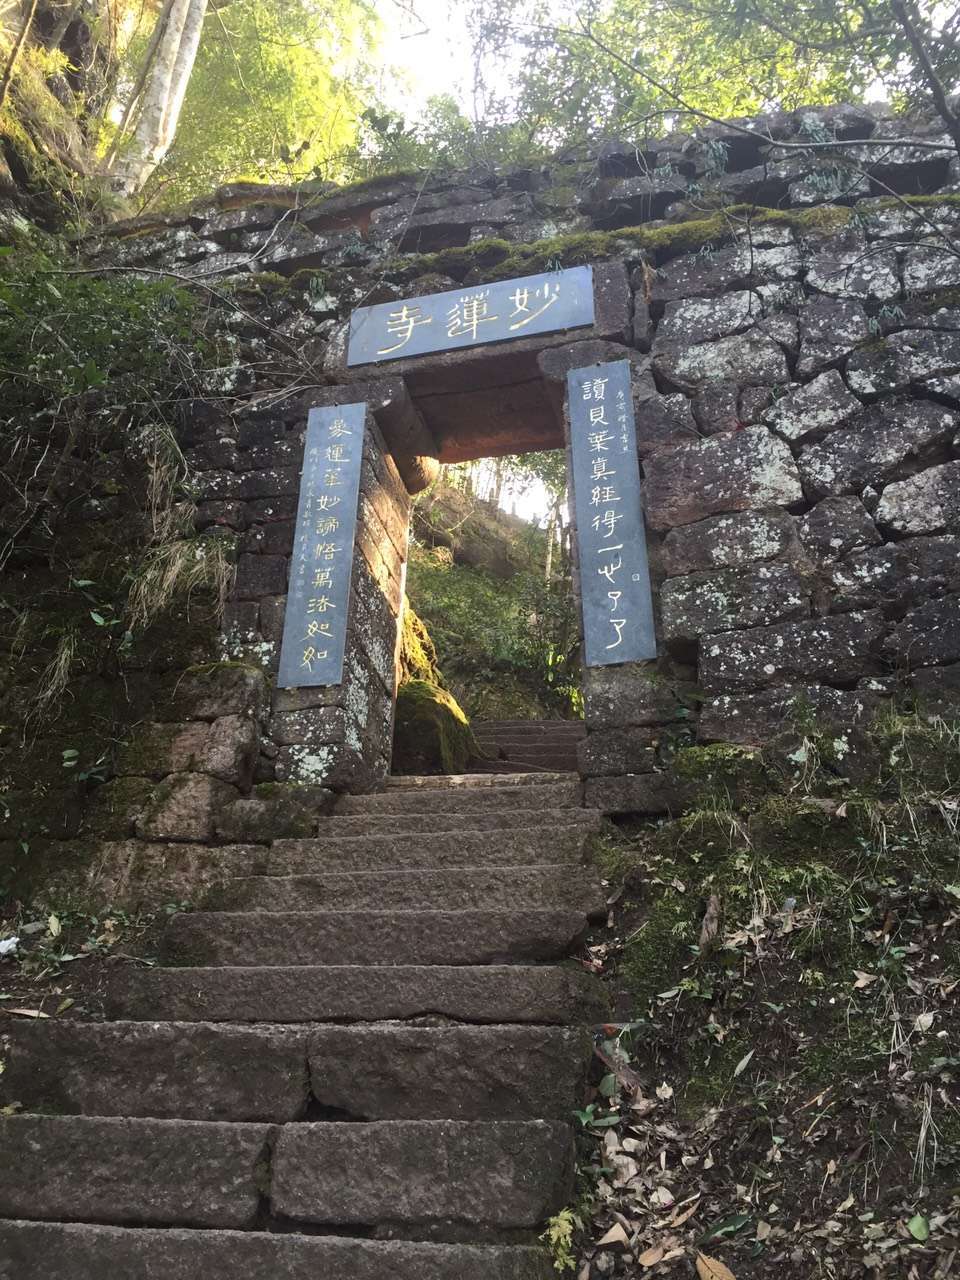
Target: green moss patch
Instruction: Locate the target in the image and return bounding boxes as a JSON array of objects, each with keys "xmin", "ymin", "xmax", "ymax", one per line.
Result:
[{"xmin": 391, "ymin": 678, "xmax": 481, "ymax": 775}]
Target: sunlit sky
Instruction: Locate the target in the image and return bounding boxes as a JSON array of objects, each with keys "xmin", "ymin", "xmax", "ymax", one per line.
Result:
[{"xmin": 377, "ymin": 1, "xmax": 475, "ymax": 117}]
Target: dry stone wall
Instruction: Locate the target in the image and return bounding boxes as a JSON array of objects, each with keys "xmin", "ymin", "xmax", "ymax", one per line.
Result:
[{"xmin": 79, "ymin": 99, "xmax": 960, "ymax": 819}]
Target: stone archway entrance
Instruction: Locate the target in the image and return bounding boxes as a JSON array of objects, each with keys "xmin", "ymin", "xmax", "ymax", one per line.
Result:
[{"xmin": 273, "ymin": 258, "xmax": 657, "ymax": 795}]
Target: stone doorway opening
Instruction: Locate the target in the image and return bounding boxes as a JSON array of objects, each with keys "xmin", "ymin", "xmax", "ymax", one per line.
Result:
[
  {"xmin": 394, "ymin": 443, "xmax": 586, "ymax": 778},
  {"xmin": 305, "ymin": 258, "xmax": 635, "ymax": 792}
]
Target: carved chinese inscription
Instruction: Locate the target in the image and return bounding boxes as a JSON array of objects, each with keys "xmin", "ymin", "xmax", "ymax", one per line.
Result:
[
  {"xmin": 277, "ymin": 403, "xmax": 366, "ymax": 688},
  {"xmin": 567, "ymin": 361, "xmax": 656, "ymax": 667},
  {"xmin": 346, "ymin": 265, "xmax": 595, "ymax": 366}
]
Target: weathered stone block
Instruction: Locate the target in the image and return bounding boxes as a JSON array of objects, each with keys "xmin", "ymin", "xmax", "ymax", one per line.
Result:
[
  {"xmin": 805, "ymin": 232, "xmax": 900, "ymax": 301},
  {"xmin": 762, "ymin": 370, "xmax": 862, "ymax": 444},
  {"xmin": 270, "ymin": 1120, "xmax": 574, "ymax": 1227},
  {"xmin": 164, "ymin": 664, "xmax": 269, "ymax": 722},
  {"xmin": 797, "ymin": 496, "xmax": 880, "ymax": 561},
  {"xmin": 691, "ymin": 382, "xmax": 740, "ymax": 435},
  {"xmin": 642, "ymin": 427, "xmax": 804, "ymax": 530},
  {"xmin": 911, "ymin": 663, "xmax": 960, "ymax": 716},
  {"xmin": 85, "ymin": 778, "xmax": 154, "ymax": 839},
  {"xmin": 798, "ymin": 400, "xmax": 955, "ymax": 498},
  {"xmin": 797, "ymin": 297, "xmax": 870, "ymax": 375},
  {"xmin": 655, "ymin": 331, "xmax": 789, "ymax": 392},
  {"xmin": 699, "ymin": 611, "xmax": 887, "ymax": 692},
  {"xmin": 698, "ymin": 683, "xmax": 887, "ymax": 744},
  {"xmin": 662, "ymin": 564, "xmax": 809, "ymax": 649},
  {"xmin": 215, "ymin": 783, "xmax": 335, "ymax": 842},
  {"xmin": 584, "ymin": 772, "xmax": 696, "ymax": 815},
  {"xmin": 581, "ymin": 665, "xmax": 694, "ymax": 730},
  {"xmin": 576, "ymin": 727, "xmax": 659, "ymax": 777},
  {"xmin": 115, "ymin": 723, "xmax": 209, "ymax": 778},
  {"xmin": 829, "ymin": 536, "xmax": 960, "ymax": 613},
  {"xmin": 662, "ymin": 510, "xmax": 797, "ymax": 576},
  {"xmin": 847, "ymin": 327, "xmax": 960, "ymax": 396},
  {"xmin": 875, "ymin": 460, "xmax": 960, "ymax": 534},
  {"xmin": 655, "ymin": 289, "xmax": 764, "ymax": 347},
  {"xmin": 634, "ymin": 389, "xmax": 699, "ymax": 457},
  {"xmin": 232, "ymin": 553, "xmax": 288, "ymax": 600},
  {"xmin": 136, "ymin": 774, "xmax": 240, "ymax": 842},
  {"xmin": 0, "ymin": 1115, "xmax": 270, "ymax": 1228},
  {"xmin": 884, "ymin": 597, "xmax": 960, "ymax": 668},
  {"xmin": 903, "ymin": 243, "xmax": 960, "ymax": 294}
]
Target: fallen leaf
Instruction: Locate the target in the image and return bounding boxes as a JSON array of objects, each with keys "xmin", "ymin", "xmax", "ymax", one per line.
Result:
[
  {"xmin": 854, "ymin": 970, "xmax": 878, "ymax": 989},
  {"xmin": 733, "ymin": 1049, "xmax": 755, "ymax": 1078},
  {"xmin": 756, "ymin": 1220, "xmax": 772, "ymax": 1241},
  {"xmin": 656, "ymin": 1082, "xmax": 674, "ymax": 1100},
  {"xmin": 55, "ymin": 998, "xmax": 74, "ymax": 1015},
  {"xmin": 47, "ymin": 913, "xmax": 61, "ymax": 938},
  {"xmin": 651, "ymin": 1185, "xmax": 675, "ymax": 1208},
  {"xmin": 2, "ymin": 1007, "xmax": 50, "ymax": 1018},
  {"xmin": 907, "ymin": 1214, "xmax": 930, "ymax": 1242},
  {"xmin": 597, "ymin": 1222, "xmax": 630, "ymax": 1248},
  {"xmin": 696, "ymin": 1252, "xmax": 737, "ymax": 1280},
  {"xmin": 837, "ymin": 1195, "xmax": 855, "ymax": 1213},
  {"xmin": 637, "ymin": 1243, "xmax": 665, "ymax": 1266},
  {"xmin": 670, "ymin": 1197, "xmax": 701, "ymax": 1227},
  {"xmin": 914, "ymin": 1012, "xmax": 934, "ymax": 1033},
  {"xmin": 699, "ymin": 893, "xmax": 722, "ymax": 954}
]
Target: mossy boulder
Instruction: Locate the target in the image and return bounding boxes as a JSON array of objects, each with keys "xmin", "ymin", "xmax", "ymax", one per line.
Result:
[
  {"xmin": 391, "ymin": 679, "xmax": 481, "ymax": 775},
  {"xmin": 398, "ymin": 598, "xmax": 441, "ymax": 685}
]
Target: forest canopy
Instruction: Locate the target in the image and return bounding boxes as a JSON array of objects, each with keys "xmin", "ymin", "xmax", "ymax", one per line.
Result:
[{"xmin": 0, "ymin": 0, "xmax": 958, "ymax": 207}]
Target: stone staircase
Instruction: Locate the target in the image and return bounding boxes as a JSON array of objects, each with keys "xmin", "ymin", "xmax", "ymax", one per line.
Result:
[
  {"xmin": 471, "ymin": 720, "xmax": 587, "ymax": 775},
  {"xmin": 0, "ymin": 773, "xmax": 608, "ymax": 1279}
]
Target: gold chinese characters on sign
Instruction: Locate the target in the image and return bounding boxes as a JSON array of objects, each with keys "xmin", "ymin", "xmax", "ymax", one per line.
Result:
[{"xmin": 347, "ymin": 266, "xmax": 595, "ymax": 366}]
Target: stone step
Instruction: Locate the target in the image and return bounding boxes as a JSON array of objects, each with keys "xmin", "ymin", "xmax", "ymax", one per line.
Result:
[
  {"xmin": 319, "ymin": 808, "xmax": 602, "ymax": 836},
  {"xmin": 474, "ymin": 727, "xmax": 587, "ymax": 740},
  {"xmin": 107, "ymin": 964, "xmax": 609, "ymax": 1025},
  {"xmin": 0, "ymin": 1116, "xmax": 571, "ymax": 1232},
  {"xmin": 2, "ymin": 1022, "xmax": 590, "ymax": 1122},
  {"xmin": 211, "ymin": 866, "xmax": 606, "ymax": 914},
  {"xmin": 264, "ymin": 827, "xmax": 594, "ymax": 873},
  {"xmin": 270, "ymin": 1119, "xmax": 573, "ymax": 1230},
  {"xmin": 343, "ymin": 779, "xmax": 582, "ymax": 812},
  {"xmin": 0, "ymin": 1114, "xmax": 271, "ymax": 1229},
  {"xmin": 475, "ymin": 720, "xmax": 587, "ymax": 733},
  {"xmin": 0, "ymin": 1222, "xmax": 553, "ymax": 1280},
  {"xmin": 162, "ymin": 908, "xmax": 590, "ymax": 967},
  {"xmin": 465, "ymin": 759, "xmax": 552, "ymax": 775}
]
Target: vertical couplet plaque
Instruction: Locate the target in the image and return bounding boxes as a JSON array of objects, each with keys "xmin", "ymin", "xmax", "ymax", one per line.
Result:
[
  {"xmin": 277, "ymin": 402, "xmax": 366, "ymax": 688},
  {"xmin": 567, "ymin": 361, "xmax": 657, "ymax": 667}
]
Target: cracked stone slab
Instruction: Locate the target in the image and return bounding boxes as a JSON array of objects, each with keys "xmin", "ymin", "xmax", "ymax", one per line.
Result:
[
  {"xmin": 875, "ymin": 460, "xmax": 960, "ymax": 534},
  {"xmin": 762, "ymin": 370, "xmax": 862, "ymax": 444},
  {"xmin": 107, "ymin": 964, "xmax": 610, "ymax": 1025}
]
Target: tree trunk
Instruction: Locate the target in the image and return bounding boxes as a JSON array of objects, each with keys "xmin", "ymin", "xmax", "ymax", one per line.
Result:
[
  {"xmin": 160, "ymin": 0, "xmax": 207, "ymax": 151},
  {"xmin": 110, "ymin": 0, "xmax": 204, "ymax": 195},
  {"xmin": 104, "ymin": 0, "xmax": 176, "ymax": 166},
  {"xmin": 544, "ymin": 498, "xmax": 560, "ymax": 582},
  {"xmin": 0, "ymin": 0, "xmax": 41, "ymax": 112}
]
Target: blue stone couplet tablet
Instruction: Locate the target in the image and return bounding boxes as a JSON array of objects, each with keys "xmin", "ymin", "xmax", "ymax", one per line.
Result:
[
  {"xmin": 277, "ymin": 402, "xmax": 366, "ymax": 688},
  {"xmin": 346, "ymin": 265, "xmax": 595, "ymax": 366},
  {"xmin": 567, "ymin": 360, "xmax": 657, "ymax": 667}
]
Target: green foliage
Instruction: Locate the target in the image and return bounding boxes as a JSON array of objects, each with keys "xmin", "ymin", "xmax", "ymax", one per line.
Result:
[
  {"xmin": 0, "ymin": 250, "xmax": 198, "ymax": 416},
  {"xmin": 540, "ymin": 1207, "xmax": 583, "ymax": 1272},
  {"xmin": 406, "ymin": 543, "xmax": 581, "ymax": 719},
  {"xmin": 136, "ymin": 0, "xmax": 379, "ymax": 206}
]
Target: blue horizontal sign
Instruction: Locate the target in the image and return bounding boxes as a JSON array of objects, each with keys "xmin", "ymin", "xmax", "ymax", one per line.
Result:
[
  {"xmin": 347, "ymin": 265, "xmax": 595, "ymax": 366},
  {"xmin": 277, "ymin": 402, "xmax": 366, "ymax": 688},
  {"xmin": 568, "ymin": 360, "xmax": 656, "ymax": 667}
]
